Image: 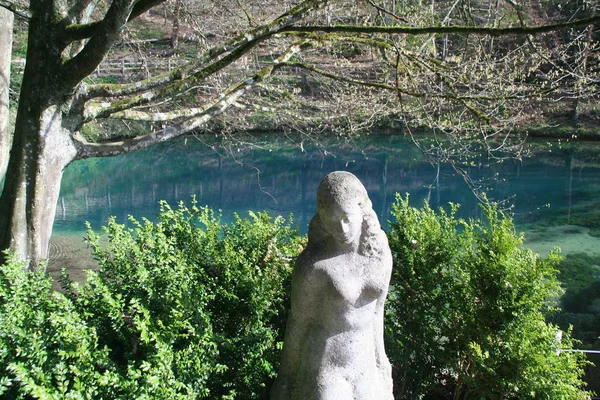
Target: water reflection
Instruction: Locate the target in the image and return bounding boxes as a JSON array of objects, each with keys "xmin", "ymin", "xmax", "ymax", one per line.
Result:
[{"xmin": 55, "ymin": 133, "xmax": 600, "ymax": 255}]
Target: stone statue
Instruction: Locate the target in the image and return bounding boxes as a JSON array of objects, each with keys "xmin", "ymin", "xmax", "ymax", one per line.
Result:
[{"xmin": 271, "ymin": 171, "xmax": 393, "ymax": 400}]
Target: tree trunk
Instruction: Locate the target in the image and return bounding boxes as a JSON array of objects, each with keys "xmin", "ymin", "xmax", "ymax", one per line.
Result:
[
  {"xmin": 0, "ymin": 10, "xmax": 78, "ymax": 268},
  {"xmin": 0, "ymin": 7, "xmax": 13, "ymax": 186},
  {"xmin": 171, "ymin": 0, "xmax": 181, "ymax": 49},
  {"xmin": 0, "ymin": 95, "xmax": 77, "ymax": 268}
]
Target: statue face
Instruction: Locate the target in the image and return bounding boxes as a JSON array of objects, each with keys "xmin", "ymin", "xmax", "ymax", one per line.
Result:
[{"xmin": 319, "ymin": 200, "xmax": 363, "ymax": 245}]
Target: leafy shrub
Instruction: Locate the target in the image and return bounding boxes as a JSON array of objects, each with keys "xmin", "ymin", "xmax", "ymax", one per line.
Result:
[
  {"xmin": 76, "ymin": 200, "xmax": 302, "ymax": 399},
  {"xmin": 0, "ymin": 252, "xmax": 121, "ymax": 399},
  {"xmin": 0, "ymin": 197, "xmax": 591, "ymax": 399},
  {"xmin": 0, "ymin": 200, "xmax": 302, "ymax": 399},
  {"xmin": 551, "ymin": 252, "xmax": 600, "ymax": 346},
  {"xmin": 385, "ymin": 194, "xmax": 590, "ymax": 400},
  {"xmin": 558, "ymin": 252, "xmax": 600, "ymax": 313}
]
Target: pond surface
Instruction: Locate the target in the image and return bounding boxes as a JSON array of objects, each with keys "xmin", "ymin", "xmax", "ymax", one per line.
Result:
[{"xmin": 52, "ymin": 132, "xmax": 600, "ymax": 274}]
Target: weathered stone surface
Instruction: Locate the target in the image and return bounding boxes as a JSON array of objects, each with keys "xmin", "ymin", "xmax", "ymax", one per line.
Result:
[{"xmin": 272, "ymin": 171, "xmax": 393, "ymax": 400}]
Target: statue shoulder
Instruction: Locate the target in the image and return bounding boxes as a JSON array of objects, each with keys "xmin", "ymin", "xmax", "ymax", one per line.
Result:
[{"xmin": 292, "ymin": 244, "xmax": 327, "ymax": 285}]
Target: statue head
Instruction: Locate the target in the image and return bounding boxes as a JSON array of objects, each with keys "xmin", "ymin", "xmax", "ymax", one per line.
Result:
[
  {"xmin": 317, "ymin": 171, "xmax": 370, "ymax": 245},
  {"xmin": 314, "ymin": 171, "xmax": 381, "ymax": 254}
]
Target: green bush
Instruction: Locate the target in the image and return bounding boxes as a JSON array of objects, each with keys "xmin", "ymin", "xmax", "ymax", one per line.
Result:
[
  {"xmin": 0, "ymin": 253, "xmax": 121, "ymax": 399},
  {"xmin": 0, "ymin": 200, "xmax": 302, "ymax": 399},
  {"xmin": 385, "ymin": 194, "xmax": 590, "ymax": 400},
  {"xmin": 558, "ymin": 252, "xmax": 600, "ymax": 314},
  {"xmin": 0, "ymin": 197, "xmax": 591, "ymax": 399}
]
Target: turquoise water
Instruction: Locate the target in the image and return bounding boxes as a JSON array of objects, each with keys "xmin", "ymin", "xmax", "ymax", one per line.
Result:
[
  {"xmin": 55, "ymin": 133, "xmax": 600, "ymax": 255},
  {"xmin": 51, "ymin": 132, "xmax": 600, "ymax": 362}
]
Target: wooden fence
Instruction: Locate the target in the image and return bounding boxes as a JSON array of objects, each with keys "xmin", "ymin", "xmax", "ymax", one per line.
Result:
[
  {"xmin": 11, "ymin": 58, "xmax": 188, "ymax": 77},
  {"xmin": 87, "ymin": 57, "xmax": 303, "ymax": 78},
  {"xmin": 92, "ymin": 58, "xmax": 188, "ymax": 76},
  {"xmin": 11, "ymin": 57, "xmax": 385, "ymax": 82}
]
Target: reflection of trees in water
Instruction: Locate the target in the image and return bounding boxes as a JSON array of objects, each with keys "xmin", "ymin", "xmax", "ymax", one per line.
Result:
[
  {"xmin": 57, "ymin": 135, "xmax": 441, "ymax": 231},
  {"xmin": 56, "ymin": 135, "xmax": 600, "ymax": 234},
  {"xmin": 510, "ymin": 143, "xmax": 600, "ymax": 231}
]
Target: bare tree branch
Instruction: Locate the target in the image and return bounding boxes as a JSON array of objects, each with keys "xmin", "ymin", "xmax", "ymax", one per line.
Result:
[
  {"xmin": 81, "ymin": 36, "xmax": 265, "ymax": 121},
  {"xmin": 366, "ymin": 0, "xmax": 409, "ymax": 24},
  {"xmin": 64, "ymin": 0, "xmax": 169, "ymax": 40},
  {"xmin": 60, "ymin": 0, "xmax": 140, "ymax": 87},
  {"xmin": 80, "ymin": 0, "xmax": 327, "ymax": 104},
  {"xmin": 66, "ymin": 0, "xmax": 98, "ymax": 22},
  {"xmin": 282, "ymin": 13, "xmax": 600, "ymax": 36},
  {"xmin": 0, "ymin": 0, "xmax": 30, "ymax": 20},
  {"xmin": 73, "ymin": 41, "xmax": 307, "ymax": 159},
  {"xmin": 279, "ymin": 61, "xmax": 551, "ymax": 102}
]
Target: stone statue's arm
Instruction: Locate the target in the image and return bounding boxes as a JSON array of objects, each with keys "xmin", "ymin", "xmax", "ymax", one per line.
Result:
[
  {"xmin": 374, "ymin": 234, "xmax": 394, "ymax": 379},
  {"xmin": 277, "ymin": 315, "xmax": 307, "ymax": 373},
  {"xmin": 374, "ymin": 289, "xmax": 391, "ymax": 369},
  {"xmin": 374, "ymin": 289, "xmax": 394, "ymax": 400},
  {"xmin": 271, "ymin": 314, "xmax": 305, "ymax": 398}
]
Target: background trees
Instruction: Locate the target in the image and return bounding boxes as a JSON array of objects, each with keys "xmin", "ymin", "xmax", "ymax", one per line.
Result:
[{"xmin": 0, "ymin": 0, "xmax": 599, "ymax": 268}]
